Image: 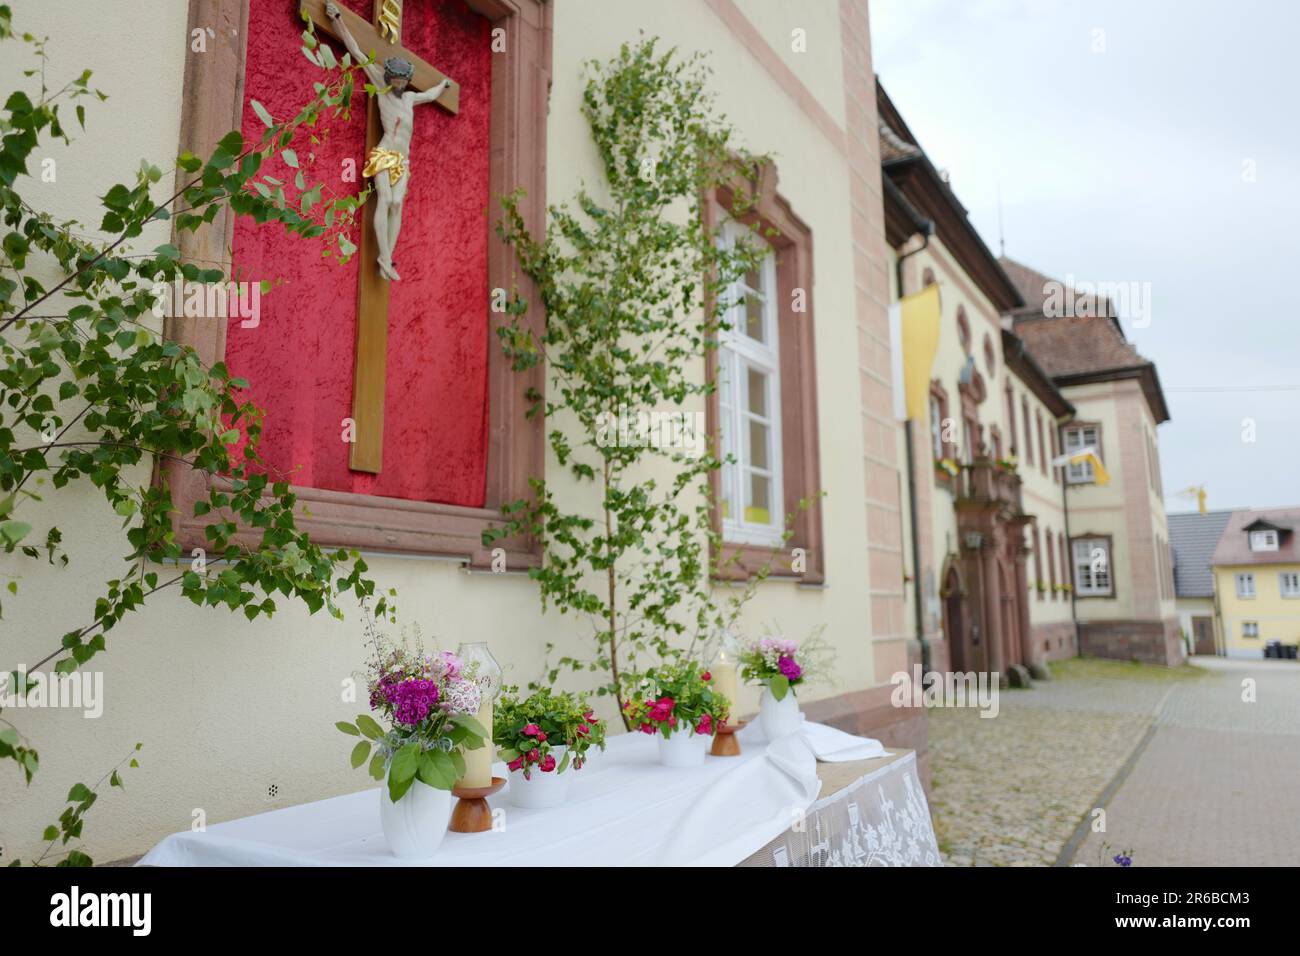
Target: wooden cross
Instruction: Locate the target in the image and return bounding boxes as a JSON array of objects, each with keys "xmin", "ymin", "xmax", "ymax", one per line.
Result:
[{"xmin": 299, "ymin": 0, "xmax": 459, "ymax": 474}]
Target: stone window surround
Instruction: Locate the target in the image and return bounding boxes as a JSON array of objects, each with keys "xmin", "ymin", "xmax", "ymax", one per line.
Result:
[
  {"xmin": 1071, "ymin": 532, "xmax": 1116, "ymax": 599},
  {"xmin": 705, "ymin": 167, "xmax": 824, "ymax": 585},
  {"xmin": 159, "ymin": 0, "xmax": 553, "ymax": 569}
]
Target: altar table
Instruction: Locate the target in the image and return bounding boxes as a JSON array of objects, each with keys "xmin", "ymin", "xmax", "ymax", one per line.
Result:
[{"xmin": 138, "ymin": 722, "xmax": 938, "ymax": 867}]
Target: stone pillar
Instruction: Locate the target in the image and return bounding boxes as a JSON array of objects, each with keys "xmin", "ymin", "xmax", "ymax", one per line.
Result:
[
  {"xmin": 981, "ymin": 542, "xmax": 1005, "ymax": 677},
  {"xmin": 1014, "ymin": 542, "xmax": 1033, "ymax": 667}
]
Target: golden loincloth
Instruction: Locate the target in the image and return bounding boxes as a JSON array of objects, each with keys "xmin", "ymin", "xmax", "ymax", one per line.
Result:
[{"xmin": 362, "ymin": 147, "xmax": 408, "ymax": 187}]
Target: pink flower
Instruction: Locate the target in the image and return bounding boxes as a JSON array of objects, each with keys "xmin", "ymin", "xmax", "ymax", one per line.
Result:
[
  {"xmin": 528, "ymin": 748, "xmax": 540, "ymax": 762},
  {"xmin": 639, "ymin": 722, "xmax": 656, "ymax": 735},
  {"xmin": 540, "ymin": 754, "xmax": 557, "ymax": 773},
  {"xmin": 696, "ymin": 713, "xmax": 713, "ymax": 735},
  {"xmin": 648, "ymin": 696, "xmax": 676, "ymax": 723},
  {"xmin": 537, "ymin": 732, "xmax": 548, "ymax": 743},
  {"xmin": 702, "ymin": 671, "xmax": 712, "ymax": 681},
  {"xmin": 523, "ymin": 723, "xmax": 540, "ymax": 736},
  {"xmin": 577, "ymin": 723, "xmax": 590, "ymax": 737},
  {"xmin": 507, "ymin": 755, "xmax": 524, "ymax": 772}
]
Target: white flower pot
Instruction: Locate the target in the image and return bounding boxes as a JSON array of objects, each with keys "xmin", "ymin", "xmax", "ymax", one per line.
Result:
[
  {"xmin": 658, "ymin": 727, "xmax": 709, "ymax": 768},
  {"xmin": 510, "ymin": 745, "xmax": 573, "ymax": 809},
  {"xmin": 379, "ymin": 779, "xmax": 452, "ymax": 860},
  {"xmin": 758, "ymin": 686, "xmax": 802, "ymax": 741}
]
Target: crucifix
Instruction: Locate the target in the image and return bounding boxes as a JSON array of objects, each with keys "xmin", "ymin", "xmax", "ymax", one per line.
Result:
[{"xmin": 299, "ymin": 0, "xmax": 459, "ymax": 474}]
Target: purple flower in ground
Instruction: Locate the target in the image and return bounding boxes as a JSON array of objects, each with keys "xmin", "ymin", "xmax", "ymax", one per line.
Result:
[
  {"xmin": 778, "ymin": 655, "xmax": 802, "ymax": 681},
  {"xmin": 392, "ymin": 678, "xmax": 439, "ymax": 726},
  {"xmin": 1113, "ymin": 854, "xmax": 1132, "ymax": 867}
]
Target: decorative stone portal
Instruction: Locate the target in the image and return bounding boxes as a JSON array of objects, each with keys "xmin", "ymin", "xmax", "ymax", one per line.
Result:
[{"xmin": 950, "ymin": 459, "xmax": 1035, "ymax": 686}]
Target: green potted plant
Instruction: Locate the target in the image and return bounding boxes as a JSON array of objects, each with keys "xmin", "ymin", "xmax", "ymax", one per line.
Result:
[
  {"xmin": 622, "ymin": 660, "xmax": 730, "ymax": 768},
  {"xmin": 495, "ymin": 687, "xmax": 606, "ymax": 809}
]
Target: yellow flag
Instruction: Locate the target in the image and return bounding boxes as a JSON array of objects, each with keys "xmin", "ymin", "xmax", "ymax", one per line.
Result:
[{"xmin": 901, "ymin": 284, "xmax": 942, "ymax": 420}]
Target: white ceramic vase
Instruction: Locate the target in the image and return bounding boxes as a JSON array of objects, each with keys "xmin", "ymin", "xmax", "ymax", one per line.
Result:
[
  {"xmin": 758, "ymin": 685, "xmax": 802, "ymax": 741},
  {"xmin": 510, "ymin": 745, "xmax": 573, "ymax": 809},
  {"xmin": 379, "ymin": 779, "xmax": 452, "ymax": 860},
  {"xmin": 658, "ymin": 727, "xmax": 709, "ymax": 768}
]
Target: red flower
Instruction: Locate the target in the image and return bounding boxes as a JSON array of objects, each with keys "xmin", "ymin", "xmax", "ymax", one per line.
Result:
[
  {"xmin": 507, "ymin": 755, "xmax": 524, "ymax": 772},
  {"xmin": 537, "ymin": 731, "xmax": 548, "ymax": 743},
  {"xmin": 528, "ymin": 748, "xmax": 540, "ymax": 762},
  {"xmin": 540, "ymin": 754, "xmax": 557, "ymax": 773},
  {"xmin": 648, "ymin": 696, "xmax": 676, "ymax": 723},
  {"xmin": 696, "ymin": 713, "xmax": 713, "ymax": 735},
  {"xmin": 639, "ymin": 722, "xmax": 655, "ymax": 735},
  {"xmin": 702, "ymin": 671, "xmax": 712, "ymax": 682},
  {"xmin": 577, "ymin": 723, "xmax": 590, "ymax": 737},
  {"xmin": 523, "ymin": 723, "xmax": 540, "ymax": 736}
]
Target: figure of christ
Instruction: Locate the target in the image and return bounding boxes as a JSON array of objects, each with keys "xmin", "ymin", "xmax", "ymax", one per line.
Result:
[{"xmin": 325, "ymin": 1, "xmax": 453, "ymax": 282}]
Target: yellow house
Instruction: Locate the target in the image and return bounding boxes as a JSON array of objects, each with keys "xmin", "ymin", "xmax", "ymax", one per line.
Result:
[{"xmin": 1212, "ymin": 509, "xmax": 1300, "ymax": 658}]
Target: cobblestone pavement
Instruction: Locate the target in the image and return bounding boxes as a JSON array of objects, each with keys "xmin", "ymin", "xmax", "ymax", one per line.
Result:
[{"xmin": 927, "ymin": 657, "xmax": 1221, "ymax": 867}]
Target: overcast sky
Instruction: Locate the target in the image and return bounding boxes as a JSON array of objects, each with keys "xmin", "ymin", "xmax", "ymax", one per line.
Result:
[{"xmin": 870, "ymin": 0, "xmax": 1300, "ymax": 513}]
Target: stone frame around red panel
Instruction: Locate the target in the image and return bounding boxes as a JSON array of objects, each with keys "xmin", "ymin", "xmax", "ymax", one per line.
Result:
[{"xmin": 160, "ymin": 0, "xmax": 550, "ymax": 568}]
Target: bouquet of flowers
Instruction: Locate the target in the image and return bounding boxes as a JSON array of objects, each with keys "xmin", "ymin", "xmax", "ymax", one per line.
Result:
[
  {"xmin": 337, "ymin": 641, "xmax": 489, "ymax": 802},
  {"xmin": 622, "ymin": 660, "xmax": 730, "ymax": 739},
  {"xmin": 738, "ymin": 626, "xmax": 832, "ymax": 701},
  {"xmin": 495, "ymin": 686, "xmax": 607, "ymax": 779}
]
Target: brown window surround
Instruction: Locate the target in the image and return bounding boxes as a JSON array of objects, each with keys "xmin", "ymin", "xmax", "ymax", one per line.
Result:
[
  {"xmin": 1050, "ymin": 424, "xmax": 1061, "ymax": 484},
  {"xmin": 159, "ymin": 0, "xmax": 551, "ymax": 569},
  {"xmin": 1033, "ymin": 523, "xmax": 1044, "ymax": 601},
  {"xmin": 1035, "ymin": 409, "xmax": 1047, "ymax": 476},
  {"xmin": 1058, "ymin": 531, "xmax": 1069, "ymax": 596},
  {"xmin": 1021, "ymin": 395, "xmax": 1033, "ymax": 467},
  {"xmin": 1005, "ymin": 382, "xmax": 1017, "ymax": 455},
  {"xmin": 958, "ymin": 370, "xmax": 987, "ymax": 462},
  {"xmin": 706, "ymin": 166, "xmax": 824, "ymax": 585},
  {"xmin": 1062, "ymin": 421, "xmax": 1104, "ymax": 483},
  {"xmin": 929, "ymin": 379, "xmax": 958, "ymax": 490},
  {"xmin": 989, "ymin": 424, "xmax": 1002, "ymax": 460},
  {"xmin": 1070, "ymin": 532, "xmax": 1117, "ymax": 599},
  {"xmin": 1046, "ymin": 524, "xmax": 1057, "ymax": 599},
  {"xmin": 956, "ymin": 306, "xmax": 971, "ymax": 353}
]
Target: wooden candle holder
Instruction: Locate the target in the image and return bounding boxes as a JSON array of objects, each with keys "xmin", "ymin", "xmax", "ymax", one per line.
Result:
[
  {"xmin": 449, "ymin": 777, "xmax": 505, "ymax": 833},
  {"xmin": 710, "ymin": 719, "xmax": 747, "ymax": 757}
]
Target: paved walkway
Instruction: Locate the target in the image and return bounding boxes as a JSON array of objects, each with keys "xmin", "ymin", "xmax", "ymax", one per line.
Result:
[
  {"xmin": 1073, "ymin": 656, "xmax": 1300, "ymax": 866},
  {"xmin": 927, "ymin": 656, "xmax": 1300, "ymax": 866}
]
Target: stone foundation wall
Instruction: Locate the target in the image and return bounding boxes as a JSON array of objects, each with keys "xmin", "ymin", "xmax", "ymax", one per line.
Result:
[
  {"xmin": 1031, "ymin": 620, "xmax": 1078, "ymax": 662},
  {"xmin": 1078, "ymin": 617, "xmax": 1185, "ymax": 666}
]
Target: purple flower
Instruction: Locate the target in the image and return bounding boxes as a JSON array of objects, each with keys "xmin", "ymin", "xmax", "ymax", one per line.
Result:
[
  {"xmin": 392, "ymin": 678, "xmax": 439, "ymax": 726},
  {"xmin": 1113, "ymin": 854, "xmax": 1132, "ymax": 867},
  {"xmin": 778, "ymin": 655, "xmax": 802, "ymax": 681}
]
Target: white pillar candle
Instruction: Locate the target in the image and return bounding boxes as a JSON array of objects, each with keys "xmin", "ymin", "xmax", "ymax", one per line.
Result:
[{"xmin": 459, "ymin": 698, "xmax": 494, "ymax": 788}]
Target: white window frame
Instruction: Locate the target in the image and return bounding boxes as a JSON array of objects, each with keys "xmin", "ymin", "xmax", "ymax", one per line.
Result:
[
  {"xmin": 1062, "ymin": 425, "xmax": 1099, "ymax": 483},
  {"xmin": 1242, "ymin": 621, "xmax": 1260, "ymax": 639},
  {"xmin": 718, "ymin": 221, "xmax": 783, "ymax": 547},
  {"xmin": 1249, "ymin": 529, "xmax": 1279, "ymax": 552},
  {"xmin": 1281, "ymin": 571, "xmax": 1300, "ymax": 598},
  {"xmin": 1071, "ymin": 537, "xmax": 1112, "ymax": 596},
  {"xmin": 1234, "ymin": 572, "xmax": 1256, "ymax": 599}
]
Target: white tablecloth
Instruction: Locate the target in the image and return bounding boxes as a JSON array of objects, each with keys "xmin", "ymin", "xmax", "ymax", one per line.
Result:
[{"xmin": 137, "ymin": 721, "xmax": 927, "ymax": 867}]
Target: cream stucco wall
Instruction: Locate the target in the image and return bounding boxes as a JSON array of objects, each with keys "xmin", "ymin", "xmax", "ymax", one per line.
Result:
[
  {"xmin": 1062, "ymin": 379, "xmax": 1174, "ymax": 625},
  {"xmin": 0, "ymin": 0, "xmax": 893, "ymax": 862}
]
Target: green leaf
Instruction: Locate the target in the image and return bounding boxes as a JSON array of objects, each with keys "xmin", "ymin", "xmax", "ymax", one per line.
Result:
[
  {"xmin": 281, "ymin": 149, "xmax": 299, "ymax": 168},
  {"xmin": 42, "ymin": 826, "xmax": 58, "ymax": 841},
  {"xmin": 451, "ymin": 712, "xmax": 488, "ymax": 744},
  {"xmin": 0, "ymin": 521, "xmax": 31, "ymax": 545},
  {"xmin": 251, "ymin": 100, "xmax": 273, "ymax": 127},
  {"xmin": 390, "ymin": 742, "xmax": 419, "ymax": 783},
  {"xmin": 349, "ymin": 740, "xmax": 371, "ymax": 769},
  {"xmin": 335, "ymin": 721, "xmax": 359, "ymax": 736},
  {"xmin": 769, "ymin": 675, "xmax": 789, "ymax": 701},
  {"xmin": 355, "ymin": 714, "xmax": 383, "ymax": 740},
  {"xmin": 368, "ymin": 751, "xmax": 386, "ymax": 781}
]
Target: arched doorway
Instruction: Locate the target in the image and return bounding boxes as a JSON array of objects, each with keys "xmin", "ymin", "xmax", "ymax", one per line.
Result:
[{"xmin": 943, "ymin": 565, "xmax": 966, "ymax": 672}]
